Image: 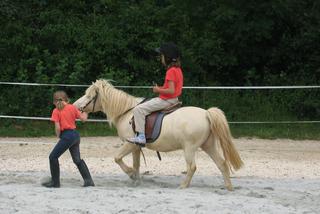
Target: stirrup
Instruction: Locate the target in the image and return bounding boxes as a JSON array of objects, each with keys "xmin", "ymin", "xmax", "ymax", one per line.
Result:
[{"xmin": 126, "ymin": 137, "xmax": 146, "ymax": 147}]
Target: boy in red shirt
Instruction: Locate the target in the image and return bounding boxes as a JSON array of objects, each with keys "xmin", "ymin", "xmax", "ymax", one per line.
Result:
[
  {"xmin": 42, "ymin": 91, "xmax": 94, "ymax": 188},
  {"xmin": 127, "ymin": 42, "xmax": 183, "ymax": 145}
]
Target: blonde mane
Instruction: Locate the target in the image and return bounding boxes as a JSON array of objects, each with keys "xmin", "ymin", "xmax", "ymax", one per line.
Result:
[{"xmin": 86, "ymin": 79, "xmax": 138, "ymax": 123}]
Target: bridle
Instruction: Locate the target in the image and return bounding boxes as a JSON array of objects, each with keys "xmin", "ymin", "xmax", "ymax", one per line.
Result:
[{"xmin": 80, "ymin": 91, "xmax": 99, "ymax": 113}]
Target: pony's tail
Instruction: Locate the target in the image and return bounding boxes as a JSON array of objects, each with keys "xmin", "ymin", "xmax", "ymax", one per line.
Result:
[{"xmin": 206, "ymin": 107, "xmax": 244, "ymax": 171}]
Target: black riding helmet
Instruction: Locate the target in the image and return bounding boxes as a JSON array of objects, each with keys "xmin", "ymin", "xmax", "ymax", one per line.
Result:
[{"xmin": 155, "ymin": 42, "xmax": 181, "ymax": 63}]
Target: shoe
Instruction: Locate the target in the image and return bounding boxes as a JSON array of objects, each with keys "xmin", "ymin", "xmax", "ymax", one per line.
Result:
[
  {"xmin": 76, "ymin": 159, "xmax": 95, "ymax": 187},
  {"xmin": 42, "ymin": 179, "xmax": 60, "ymax": 188},
  {"xmin": 127, "ymin": 133, "xmax": 146, "ymax": 145},
  {"xmin": 42, "ymin": 159, "xmax": 60, "ymax": 188}
]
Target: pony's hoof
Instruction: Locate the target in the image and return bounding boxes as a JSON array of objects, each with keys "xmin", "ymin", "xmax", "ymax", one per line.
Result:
[
  {"xmin": 226, "ymin": 185, "xmax": 234, "ymax": 191},
  {"xmin": 129, "ymin": 179, "xmax": 141, "ymax": 187},
  {"xmin": 178, "ymin": 183, "xmax": 189, "ymax": 189},
  {"xmin": 129, "ymin": 173, "xmax": 140, "ymax": 180}
]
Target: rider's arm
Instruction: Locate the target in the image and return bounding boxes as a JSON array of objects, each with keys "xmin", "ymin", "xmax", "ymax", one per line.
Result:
[{"xmin": 153, "ymin": 81, "xmax": 175, "ymax": 95}]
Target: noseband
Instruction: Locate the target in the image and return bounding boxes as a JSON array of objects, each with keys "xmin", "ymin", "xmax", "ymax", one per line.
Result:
[{"xmin": 81, "ymin": 91, "xmax": 98, "ymax": 112}]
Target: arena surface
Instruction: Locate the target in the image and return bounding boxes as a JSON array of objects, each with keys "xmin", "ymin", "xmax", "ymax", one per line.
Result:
[{"xmin": 0, "ymin": 137, "xmax": 319, "ymax": 213}]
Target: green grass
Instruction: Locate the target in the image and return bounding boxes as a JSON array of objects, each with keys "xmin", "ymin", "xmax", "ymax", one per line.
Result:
[
  {"xmin": 230, "ymin": 123, "xmax": 320, "ymax": 140},
  {"xmin": 0, "ymin": 119, "xmax": 319, "ymax": 140},
  {"xmin": 0, "ymin": 119, "xmax": 117, "ymax": 137}
]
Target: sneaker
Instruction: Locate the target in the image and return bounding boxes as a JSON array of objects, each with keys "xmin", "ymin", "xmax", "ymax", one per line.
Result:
[{"xmin": 127, "ymin": 133, "xmax": 146, "ymax": 145}]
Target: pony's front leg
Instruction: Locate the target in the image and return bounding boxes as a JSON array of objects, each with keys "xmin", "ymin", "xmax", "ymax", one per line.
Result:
[
  {"xmin": 114, "ymin": 143, "xmax": 140, "ymax": 180},
  {"xmin": 130, "ymin": 148, "xmax": 141, "ymax": 180}
]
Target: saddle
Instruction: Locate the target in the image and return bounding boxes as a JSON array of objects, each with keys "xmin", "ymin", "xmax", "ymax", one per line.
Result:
[{"xmin": 131, "ymin": 101, "xmax": 182, "ymax": 143}]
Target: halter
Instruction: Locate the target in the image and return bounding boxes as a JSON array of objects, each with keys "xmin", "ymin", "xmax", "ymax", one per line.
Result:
[{"xmin": 80, "ymin": 91, "xmax": 98, "ymax": 112}]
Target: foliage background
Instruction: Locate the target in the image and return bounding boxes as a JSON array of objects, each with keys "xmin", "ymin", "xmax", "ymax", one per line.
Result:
[{"xmin": 0, "ymin": 0, "xmax": 319, "ymax": 128}]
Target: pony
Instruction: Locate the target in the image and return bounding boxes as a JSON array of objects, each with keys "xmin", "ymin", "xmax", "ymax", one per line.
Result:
[{"xmin": 74, "ymin": 79, "xmax": 243, "ymax": 190}]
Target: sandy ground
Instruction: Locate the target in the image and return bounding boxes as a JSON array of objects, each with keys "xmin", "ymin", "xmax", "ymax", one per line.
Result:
[{"xmin": 0, "ymin": 136, "xmax": 320, "ymax": 214}]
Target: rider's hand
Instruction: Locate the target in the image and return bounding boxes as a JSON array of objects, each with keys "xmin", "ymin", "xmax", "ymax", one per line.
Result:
[{"xmin": 153, "ymin": 85, "xmax": 160, "ymax": 93}]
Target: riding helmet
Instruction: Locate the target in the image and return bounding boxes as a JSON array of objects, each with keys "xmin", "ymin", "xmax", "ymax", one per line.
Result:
[{"xmin": 155, "ymin": 42, "xmax": 181, "ymax": 62}]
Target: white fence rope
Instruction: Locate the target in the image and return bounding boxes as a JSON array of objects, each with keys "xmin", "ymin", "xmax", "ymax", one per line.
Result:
[
  {"xmin": 1, "ymin": 81, "xmax": 320, "ymax": 89},
  {"xmin": 0, "ymin": 115, "xmax": 319, "ymax": 124},
  {"xmin": 0, "ymin": 115, "xmax": 108, "ymax": 122},
  {"xmin": 0, "ymin": 81, "xmax": 319, "ymax": 124}
]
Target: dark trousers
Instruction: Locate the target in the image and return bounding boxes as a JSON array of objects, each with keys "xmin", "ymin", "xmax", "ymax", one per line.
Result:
[
  {"xmin": 49, "ymin": 129, "xmax": 81, "ymax": 165},
  {"xmin": 45, "ymin": 129, "xmax": 94, "ymax": 187}
]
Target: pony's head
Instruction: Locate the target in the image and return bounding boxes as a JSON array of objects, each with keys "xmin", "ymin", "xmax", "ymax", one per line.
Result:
[
  {"xmin": 73, "ymin": 80, "xmax": 107, "ymax": 113},
  {"xmin": 74, "ymin": 79, "xmax": 138, "ymax": 123}
]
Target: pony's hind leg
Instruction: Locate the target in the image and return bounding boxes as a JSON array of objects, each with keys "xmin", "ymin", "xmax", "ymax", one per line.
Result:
[
  {"xmin": 180, "ymin": 147, "xmax": 197, "ymax": 189},
  {"xmin": 201, "ymin": 135, "xmax": 233, "ymax": 191},
  {"xmin": 114, "ymin": 143, "xmax": 140, "ymax": 180}
]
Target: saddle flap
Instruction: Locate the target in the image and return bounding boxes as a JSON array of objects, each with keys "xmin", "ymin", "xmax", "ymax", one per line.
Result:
[{"xmin": 145, "ymin": 112, "xmax": 159, "ymax": 139}]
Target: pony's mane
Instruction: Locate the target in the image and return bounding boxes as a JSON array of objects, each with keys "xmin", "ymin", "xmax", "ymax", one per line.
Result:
[{"xmin": 87, "ymin": 79, "xmax": 137, "ymax": 122}]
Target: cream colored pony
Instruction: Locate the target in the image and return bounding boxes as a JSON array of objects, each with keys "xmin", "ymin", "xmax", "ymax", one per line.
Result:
[{"xmin": 74, "ymin": 79, "xmax": 243, "ymax": 190}]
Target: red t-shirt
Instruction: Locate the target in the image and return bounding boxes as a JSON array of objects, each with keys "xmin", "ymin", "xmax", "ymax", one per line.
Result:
[
  {"xmin": 159, "ymin": 66, "xmax": 183, "ymax": 100},
  {"xmin": 50, "ymin": 104, "xmax": 81, "ymax": 131}
]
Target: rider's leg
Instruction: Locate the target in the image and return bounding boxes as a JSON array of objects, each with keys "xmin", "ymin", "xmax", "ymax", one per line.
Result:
[{"xmin": 128, "ymin": 97, "xmax": 176, "ymax": 144}]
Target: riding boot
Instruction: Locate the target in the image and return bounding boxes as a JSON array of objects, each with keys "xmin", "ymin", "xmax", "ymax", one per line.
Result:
[
  {"xmin": 76, "ymin": 159, "xmax": 95, "ymax": 187},
  {"xmin": 42, "ymin": 159, "xmax": 60, "ymax": 188}
]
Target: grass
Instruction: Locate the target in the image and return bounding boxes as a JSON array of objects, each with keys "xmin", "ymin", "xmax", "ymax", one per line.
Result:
[
  {"xmin": 0, "ymin": 119, "xmax": 319, "ymax": 140},
  {"xmin": 230, "ymin": 123, "xmax": 320, "ymax": 140},
  {"xmin": 0, "ymin": 119, "xmax": 117, "ymax": 137}
]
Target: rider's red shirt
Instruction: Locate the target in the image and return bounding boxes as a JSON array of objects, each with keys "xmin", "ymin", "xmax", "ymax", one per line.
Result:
[
  {"xmin": 51, "ymin": 104, "xmax": 81, "ymax": 131},
  {"xmin": 159, "ymin": 66, "xmax": 183, "ymax": 100}
]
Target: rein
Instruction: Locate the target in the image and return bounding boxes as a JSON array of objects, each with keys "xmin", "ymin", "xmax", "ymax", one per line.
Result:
[
  {"xmin": 118, "ymin": 98, "xmax": 149, "ymax": 118},
  {"xmin": 113, "ymin": 98, "xmax": 147, "ymax": 121}
]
